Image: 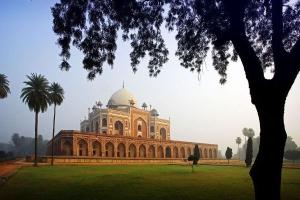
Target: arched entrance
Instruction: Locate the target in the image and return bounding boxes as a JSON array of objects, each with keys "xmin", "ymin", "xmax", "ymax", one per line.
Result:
[
  {"xmin": 117, "ymin": 143, "xmax": 126, "ymax": 157},
  {"xmin": 187, "ymin": 147, "xmax": 191, "ymax": 157},
  {"xmin": 63, "ymin": 141, "xmax": 72, "ymax": 156},
  {"xmin": 139, "ymin": 144, "xmax": 146, "ymax": 158},
  {"xmin": 165, "ymin": 146, "xmax": 171, "ymax": 158},
  {"xmin": 160, "ymin": 128, "xmax": 166, "ymax": 140},
  {"xmin": 158, "ymin": 146, "xmax": 164, "ymax": 158},
  {"xmin": 78, "ymin": 139, "xmax": 88, "ymax": 156},
  {"xmin": 129, "ymin": 144, "xmax": 137, "ymax": 158},
  {"xmin": 173, "ymin": 146, "xmax": 179, "ymax": 158},
  {"xmin": 200, "ymin": 148, "xmax": 203, "ymax": 158},
  {"xmin": 214, "ymin": 149, "xmax": 217, "ymax": 158},
  {"xmin": 134, "ymin": 118, "xmax": 147, "ymax": 138},
  {"xmin": 180, "ymin": 147, "xmax": 185, "ymax": 158},
  {"xmin": 114, "ymin": 121, "xmax": 124, "ymax": 135},
  {"xmin": 204, "ymin": 148, "xmax": 208, "ymax": 158},
  {"xmin": 92, "ymin": 141, "xmax": 101, "ymax": 156},
  {"xmin": 209, "ymin": 149, "xmax": 213, "ymax": 158},
  {"xmin": 106, "ymin": 142, "xmax": 114, "ymax": 157},
  {"xmin": 148, "ymin": 145, "xmax": 155, "ymax": 158}
]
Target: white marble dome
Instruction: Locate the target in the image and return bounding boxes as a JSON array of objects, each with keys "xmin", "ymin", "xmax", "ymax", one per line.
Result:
[{"xmin": 107, "ymin": 88, "xmax": 137, "ymax": 107}]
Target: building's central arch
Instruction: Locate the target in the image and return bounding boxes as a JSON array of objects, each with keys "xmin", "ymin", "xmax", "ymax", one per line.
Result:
[{"xmin": 114, "ymin": 121, "xmax": 124, "ymax": 135}]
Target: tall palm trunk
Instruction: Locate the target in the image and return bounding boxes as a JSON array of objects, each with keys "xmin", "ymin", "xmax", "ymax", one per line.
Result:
[
  {"xmin": 34, "ymin": 111, "xmax": 38, "ymax": 167},
  {"xmin": 51, "ymin": 104, "xmax": 56, "ymax": 166},
  {"xmin": 238, "ymin": 144, "xmax": 240, "ymax": 160}
]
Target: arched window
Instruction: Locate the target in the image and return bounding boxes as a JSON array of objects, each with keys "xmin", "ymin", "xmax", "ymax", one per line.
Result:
[
  {"xmin": 158, "ymin": 146, "xmax": 164, "ymax": 158},
  {"xmin": 129, "ymin": 144, "xmax": 137, "ymax": 158},
  {"xmin": 114, "ymin": 121, "xmax": 124, "ymax": 135},
  {"xmin": 150, "ymin": 126, "xmax": 154, "ymax": 132},
  {"xmin": 92, "ymin": 141, "xmax": 101, "ymax": 156},
  {"xmin": 105, "ymin": 142, "xmax": 114, "ymax": 157},
  {"xmin": 95, "ymin": 121, "xmax": 99, "ymax": 132},
  {"xmin": 148, "ymin": 145, "xmax": 155, "ymax": 158},
  {"xmin": 166, "ymin": 146, "xmax": 171, "ymax": 158},
  {"xmin": 78, "ymin": 140, "xmax": 88, "ymax": 156},
  {"xmin": 209, "ymin": 149, "xmax": 213, "ymax": 158},
  {"xmin": 138, "ymin": 124, "xmax": 142, "ymax": 131},
  {"xmin": 102, "ymin": 118, "xmax": 107, "ymax": 127},
  {"xmin": 174, "ymin": 147, "xmax": 179, "ymax": 158},
  {"xmin": 180, "ymin": 147, "xmax": 185, "ymax": 158},
  {"xmin": 117, "ymin": 143, "xmax": 126, "ymax": 157},
  {"xmin": 139, "ymin": 144, "xmax": 146, "ymax": 158},
  {"xmin": 63, "ymin": 141, "xmax": 72, "ymax": 156},
  {"xmin": 160, "ymin": 128, "xmax": 167, "ymax": 140}
]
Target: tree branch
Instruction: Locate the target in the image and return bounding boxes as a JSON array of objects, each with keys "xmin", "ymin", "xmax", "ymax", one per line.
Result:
[
  {"xmin": 271, "ymin": 0, "xmax": 285, "ymax": 69},
  {"xmin": 290, "ymin": 38, "xmax": 300, "ymax": 67},
  {"xmin": 224, "ymin": 0, "xmax": 265, "ymax": 90}
]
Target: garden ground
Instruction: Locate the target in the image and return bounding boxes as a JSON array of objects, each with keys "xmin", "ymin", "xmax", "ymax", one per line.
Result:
[{"xmin": 0, "ymin": 164, "xmax": 299, "ymax": 200}]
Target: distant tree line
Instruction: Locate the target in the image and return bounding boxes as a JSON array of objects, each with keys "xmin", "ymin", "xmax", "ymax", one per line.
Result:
[
  {"xmin": 233, "ymin": 135, "xmax": 299, "ymax": 162},
  {"xmin": 0, "ymin": 133, "xmax": 49, "ymax": 160}
]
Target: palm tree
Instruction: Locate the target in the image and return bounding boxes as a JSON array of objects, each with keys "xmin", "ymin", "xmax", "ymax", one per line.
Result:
[
  {"xmin": 236, "ymin": 137, "xmax": 242, "ymax": 160},
  {"xmin": 242, "ymin": 128, "xmax": 248, "ymax": 144},
  {"xmin": 20, "ymin": 73, "xmax": 50, "ymax": 166},
  {"xmin": 49, "ymin": 82, "xmax": 64, "ymax": 166},
  {"xmin": 0, "ymin": 74, "xmax": 10, "ymax": 99}
]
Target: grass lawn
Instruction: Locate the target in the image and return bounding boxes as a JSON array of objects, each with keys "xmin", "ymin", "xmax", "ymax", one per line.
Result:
[{"xmin": 0, "ymin": 164, "xmax": 299, "ymax": 200}]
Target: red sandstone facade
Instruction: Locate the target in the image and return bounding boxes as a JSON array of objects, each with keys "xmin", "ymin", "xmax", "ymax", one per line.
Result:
[{"xmin": 48, "ymin": 130, "xmax": 218, "ymax": 159}]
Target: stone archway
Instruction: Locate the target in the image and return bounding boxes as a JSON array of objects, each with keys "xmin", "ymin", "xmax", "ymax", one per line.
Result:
[
  {"xmin": 139, "ymin": 144, "xmax": 146, "ymax": 158},
  {"xmin": 160, "ymin": 128, "xmax": 166, "ymax": 140},
  {"xmin": 114, "ymin": 121, "xmax": 124, "ymax": 135},
  {"xmin": 133, "ymin": 118, "xmax": 147, "ymax": 138},
  {"xmin": 187, "ymin": 147, "xmax": 192, "ymax": 157},
  {"xmin": 209, "ymin": 149, "xmax": 213, "ymax": 158},
  {"xmin": 117, "ymin": 143, "xmax": 126, "ymax": 157},
  {"xmin": 200, "ymin": 148, "xmax": 203, "ymax": 158},
  {"xmin": 92, "ymin": 141, "xmax": 101, "ymax": 156},
  {"xmin": 173, "ymin": 146, "xmax": 179, "ymax": 158},
  {"xmin": 158, "ymin": 146, "xmax": 164, "ymax": 158},
  {"xmin": 214, "ymin": 149, "xmax": 217, "ymax": 158},
  {"xmin": 78, "ymin": 139, "xmax": 88, "ymax": 156},
  {"xmin": 148, "ymin": 145, "xmax": 155, "ymax": 158},
  {"xmin": 129, "ymin": 143, "xmax": 137, "ymax": 158},
  {"xmin": 105, "ymin": 142, "xmax": 114, "ymax": 157},
  {"xmin": 204, "ymin": 148, "xmax": 208, "ymax": 158},
  {"xmin": 63, "ymin": 141, "xmax": 72, "ymax": 156},
  {"xmin": 102, "ymin": 118, "xmax": 107, "ymax": 127},
  {"xmin": 180, "ymin": 147, "xmax": 185, "ymax": 158},
  {"xmin": 165, "ymin": 146, "xmax": 171, "ymax": 158}
]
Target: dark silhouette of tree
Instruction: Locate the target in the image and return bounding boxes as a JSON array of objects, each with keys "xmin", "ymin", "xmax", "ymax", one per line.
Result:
[
  {"xmin": 0, "ymin": 74, "xmax": 10, "ymax": 99},
  {"xmin": 20, "ymin": 73, "xmax": 50, "ymax": 166},
  {"xmin": 51, "ymin": 1, "xmax": 300, "ymax": 199},
  {"xmin": 236, "ymin": 137, "xmax": 242, "ymax": 160},
  {"xmin": 193, "ymin": 144, "xmax": 200, "ymax": 165},
  {"xmin": 284, "ymin": 150, "xmax": 300, "ymax": 163},
  {"xmin": 49, "ymin": 82, "xmax": 64, "ymax": 166},
  {"xmin": 225, "ymin": 147, "xmax": 232, "ymax": 164},
  {"xmin": 245, "ymin": 137, "xmax": 253, "ymax": 167}
]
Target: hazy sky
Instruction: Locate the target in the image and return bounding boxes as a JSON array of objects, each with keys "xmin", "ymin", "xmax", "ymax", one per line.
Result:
[{"xmin": 0, "ymin": 0, "xmax": 299, "ymax": 154}]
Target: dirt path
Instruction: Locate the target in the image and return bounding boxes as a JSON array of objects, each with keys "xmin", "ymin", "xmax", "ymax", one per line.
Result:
[{"xmin": 0, "ymin": 160, "xmax": 25, "ymax": 184}]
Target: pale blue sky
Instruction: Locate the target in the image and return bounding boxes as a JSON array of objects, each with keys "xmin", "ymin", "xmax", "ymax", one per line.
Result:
[{"xmin": 0, "ymin": 0, "xmax": 299, "ymax": 153}]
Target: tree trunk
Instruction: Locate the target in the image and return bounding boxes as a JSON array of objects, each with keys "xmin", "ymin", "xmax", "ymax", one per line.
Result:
[
  {"xmin": 34, "ymin": 111, "xmax": 38, "ymax": 167},
  {"xmin": 51, "ymin": 104, "xmax": 56, "ymax": 166},
  {"xmin": 238, "ymin": 144, "xmax": 240, "ymax": 160},
  {"xmin": 250, "ymin": 96, "xmax": 287, "ymax": 200}
]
